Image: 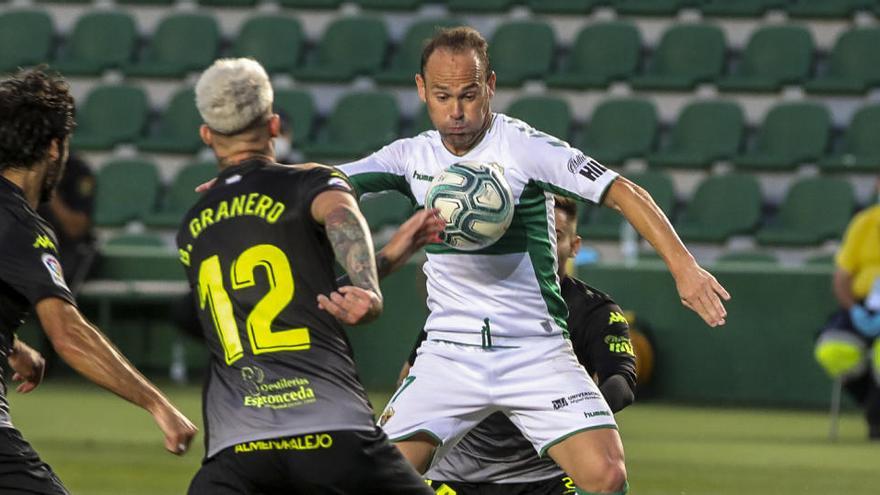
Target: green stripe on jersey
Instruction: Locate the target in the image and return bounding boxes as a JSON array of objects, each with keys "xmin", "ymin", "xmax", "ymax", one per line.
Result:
[{"xmin": 347, "ymin": 172, "xmax": 416, "ymax": 203}]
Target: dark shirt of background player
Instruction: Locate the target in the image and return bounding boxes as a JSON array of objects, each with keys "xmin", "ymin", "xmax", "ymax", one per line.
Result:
[
  {"xmin": 402, "ymin": 196, "xmax": 637, "ymax": 489},
  {"xmin": 37, "ymin": 153, "xmax": 96, "ymax": 294}
]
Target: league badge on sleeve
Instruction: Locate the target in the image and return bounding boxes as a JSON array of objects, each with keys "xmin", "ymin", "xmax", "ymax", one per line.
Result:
[
  {"xmin": 328, "ymin": 177, "xmax": 352, "ymax": 191},
  {"xmin": 41, "ymin": 253, "xmax": 69, "ymax": 290}
]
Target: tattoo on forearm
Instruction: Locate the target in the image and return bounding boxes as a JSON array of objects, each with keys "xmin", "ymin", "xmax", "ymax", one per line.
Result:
[{"xmin": 325, "ymin": 206, "xmax": 380, "ymax": 294}]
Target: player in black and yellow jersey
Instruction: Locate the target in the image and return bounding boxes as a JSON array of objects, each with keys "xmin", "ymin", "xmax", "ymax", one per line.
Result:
[
  {"xmin": 182, "ymin": 58, "xmax": 440, "ymax": 495},
  {"xmin": 401, "ymin": 197, "xmax": 637, "ymax": 495},
  {"xmin": 0, "ymin": 70, "xmax": 197, "ymax": 494}
]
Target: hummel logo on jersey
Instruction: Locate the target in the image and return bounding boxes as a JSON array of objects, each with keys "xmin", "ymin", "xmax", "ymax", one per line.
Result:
[
  {"xmin": 552, "ymin": 397, "xmax": 569, "ymax": 410},
  {"xmin": 585, "ymin": 410, "xmax": 611, "ymax": 418},
  {"xmin": 412, "ymin": 171, "xmax": 434, "ymax": 182},
  {"xmin": 33, "ymin": 234, "xmax": 56, "ymax": 252}
]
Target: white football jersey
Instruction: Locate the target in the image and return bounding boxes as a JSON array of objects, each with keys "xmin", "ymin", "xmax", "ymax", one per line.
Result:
[{"xmin": 340, "ymin": 113, "xmax": 618, "ymax": 346}]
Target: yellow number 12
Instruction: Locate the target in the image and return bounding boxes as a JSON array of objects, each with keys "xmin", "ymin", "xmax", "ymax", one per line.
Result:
[{"xmin": 198, "ymin": 244, "xmax": 310, "ymax": 365}]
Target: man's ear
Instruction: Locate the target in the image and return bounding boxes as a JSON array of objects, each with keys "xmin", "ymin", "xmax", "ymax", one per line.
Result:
[
  {"xmin": 416, "ymin": 73, "xmax": 427, "ymax": 103},
  {"xmin": 571, "ymin": 234, "xmax": 582, "ymax": 259},
  {"xmin": 487, "ymin": 71, "xmax": 496, "ymax": 99},
  {"xmin": 200, "ymin": 124, "xmax": 213, "ymax": 146},
  {"xmin": 267, "ymin": 114, "xmax": 281, "ymax": 138}
]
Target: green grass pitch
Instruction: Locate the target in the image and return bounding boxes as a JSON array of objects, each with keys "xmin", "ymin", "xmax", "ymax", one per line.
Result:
[{"xmin": 7, "ymin": 381, "xmax": 877, "ymax": 494}]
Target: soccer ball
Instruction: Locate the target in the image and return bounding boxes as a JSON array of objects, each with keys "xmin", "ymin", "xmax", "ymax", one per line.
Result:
[{"xmin": 425, "ymin": 161, "xmax": 514, "ymax": 251}]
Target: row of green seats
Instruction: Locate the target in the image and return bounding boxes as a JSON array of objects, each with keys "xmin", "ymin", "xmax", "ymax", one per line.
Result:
[
  {"xmin": 582, "ymin": 172, "xmax": 856, "ymax": 246},
  {"xmin": 31, "ymin": 0, "xmax": 880, "ymax": 19},
  {"xmin": 5, "ymin": 8, "xmax": 880, "ymax": 94}
]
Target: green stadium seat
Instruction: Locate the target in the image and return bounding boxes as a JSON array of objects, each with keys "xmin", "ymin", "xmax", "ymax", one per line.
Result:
[
  {"xmin": 300, "ymin": 92, "xmax": 399, "ymax": 161},
  {"xmin": 0, "ymin": 10, "xmax": 53, "ymax": 74},
  {"xmin": 356, "ymin": 0, "xmax": 423, "ymax": 10},
  {"xmin": 787, "ymin": 0, "xmax": 873, "ymax": 18},
  {"xmin": 137, "ymin": 87, "xmax": 203, "ymax": 154},
  {"xmin": 145, "ymin": 161, "xmax": 217, "ymax": 228},
  {"xmin": 94, "ymin": 159, "xmax": 161, "ymax": 227},
  {"xmin": 805, "ymin": 27, "xmax": 880, "ymax": 95},
  {"xmin": 756, "ymin": 177, "xmax": 855, "ymax": 246},
  {"xmin": 273, "ymin": 89, "xmax": 317, "ymax": 149},
  {"xmin": 701, "ymin": 0, "xmax": 787, "ymax": 17},
  {"xmin": 506, "ymin": 96, "xmax": 573, "ymax": 142},
  {"xmin": 294, "ymin": 17, "xmax": 388, "ymax": 82},
  {"xmin": 278, "ymin": 0, "xmax": 342, "ymax": 7},
  {"xmin": 410, "ymin": 106, "xmax": 433, "ymax": 136},
  {"xmin": 447, "ymin": 0, "xmax": 515, "ymax": 12},
  {"xmin": 53, "ymin": 12, "xmax": 137, "ymax": 76},
  {"xmin": 805, "ymin": 252, "xmax": 835, "ymax": 266},
  {"xmin": 71, "ymin": 85, "xmax": 149, "ymax": 151},
  {"xmin": 124, "ymin": 14, "xmax": 220, "ymax": 78},
  {"xmin": 630, "ymin": 24, "xmax": 726, "ymax": 91},
  {"xmin": 359, "ymin": 191, "xmax": 414, "ymax": 230},
  {"xmin": 231, "ymin": 16, "xmax": 303, "ymax": 74},
  {"xmin": 117, "ymin": 0, "xmax": 175, "ymax": 4},
  {"xmin": 546, "ymin": 21, "xmax": 641, "ymax": 90},
  {"xmin": 575, "ymin": 98, "xmax": 658, "ymax": 165},
  {"xmin": 819, "ymin": 104, "xmax": 880, "ymax": 174},
  {"xmin": 716, "ymin": 25, "xmax": 814, "ymax": 93},
  {"xmin": 374, "ymin": 19, "xmax": 463, "ymax": 86},
  {"xmin": 715, "ymin": 250, "xmax": 779, "ymax": 264},
  {"xmin": 527, "ymin": 0, "xmax": 605, "ymax": 14},
  {"xmin": 198, "ymin": 0, "xmax": 258, "ymax": 6},
  {"xmin": 733, "ymin": 102, "xmax": 831, "ymax": 171},
  {"xmin": 649, "ymin": 100, "xmax": 744, "ymax": 169},
  {"xmin": 489, "ymin": 21, "xmax": 556, "ymax": 87},
  {"xmin": 614, "ymin": 0, "xmax": 698, "ymax": 16},
  {"xmin": 675, "ymin": 174, "xmax": 763, "ymax": 243},
  {"xmin": 96, "ymin": 233, "xmax": 180, "ymax": 282},
  {"xmin": 582, "ymin": 170, "xmax": 675, "ymax": 240}
]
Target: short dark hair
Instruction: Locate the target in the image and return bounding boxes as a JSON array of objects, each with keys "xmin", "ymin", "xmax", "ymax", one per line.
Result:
[
  {"xmin": 0, "ymin": 68, "xmax": 75, "ymax": 171},
  {"xmin": 420, "ymin": 26, "xmax": 491, "ymax": 80},
  {"xmin": 554, "ymin": 195, "xmax": 578, "ymax": 222}
]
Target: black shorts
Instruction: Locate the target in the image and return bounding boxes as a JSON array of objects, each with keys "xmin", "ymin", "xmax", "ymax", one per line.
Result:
[
  {"xmin": 0, "ymin": 427, "xmax": 69, "ymax": 495},
  {"xmin": 188, "ymin": 427, "xmax": 433, "ymax": 495},
  {"xmin": 427, "ymin": 475, "xmax": 576, "ymax": 495}
]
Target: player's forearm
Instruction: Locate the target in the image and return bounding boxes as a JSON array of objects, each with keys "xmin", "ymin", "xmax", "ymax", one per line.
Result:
[
  {"xmin": 599, "ymin": 374, "xmax": 635, "ymax": 413},
  {"xmin": 43, "ymin": 307, "xmax": 171, "ymax": 413},
  {"xmin": 324, "ymin": 204, "xmax": 381, "ymax": 295},
  {"xmin": 832, "ymin": 269, "xmax": 857, "ymax": 309},
  {"xmin": 605, "ymin": 177, "xmax": 695, "ymax": 272}
]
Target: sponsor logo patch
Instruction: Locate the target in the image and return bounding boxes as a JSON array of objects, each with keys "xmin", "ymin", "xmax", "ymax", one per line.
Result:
[
  {"xmin": 327, "ymin": 177, "xmax": 351, "ymax": 190},
  {"xmin": 41, "ymin": 253, "xmax": 68, "ymax": 290},
  {"xmin": 568, "ymin": 153, "xmax": 607, "ymax": 181},
  {"xmin": 552, "ymin": 397, "xmax": 570, "ymax": 410}
]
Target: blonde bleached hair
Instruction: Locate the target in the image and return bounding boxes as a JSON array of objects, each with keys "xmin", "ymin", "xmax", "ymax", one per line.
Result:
[{"xmin": 195, "ymin": 58, "xmax": 273, "ymax": 135}]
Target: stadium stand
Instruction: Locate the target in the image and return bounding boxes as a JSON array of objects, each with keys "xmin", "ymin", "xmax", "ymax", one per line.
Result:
[
  {"xmin": 299, "ymin": 91, "xmax": 399, "ymax": 161},
  {"xmin": 630, "ymin": 23, "xmax": 726, "ymax": 91},
  {"xmin": 575, "ymin": 98, "xmax": 658, "ymax": 165},
  {"xmin": 137, "ymin": 87, "xmax": 203, "ymax": 154},
  {"xmin": 756, "ymin": 177, "xmax": 856, "ymax": 246},
  {"xmin": 71, "ymin": 84, "xmax": 149, "ymax": 151},
  {"xmin": 674, "ymin": 174, "xmax": 763, "ymax": 243},
  {"xmin": 804, "ymin": 27, "xmax": 880, "ymax": 94},
  {"xmin": 648, "ymin": 100, "xmax": 745, "ymax": 169},
  {"xmin": 293, "ymin": 16, "xmax": 388, "ymax": 82},
  {"xmin": 0, "ymin": 10, "xmax": 53, "ymax": 74},
  {"xmin": 273, "ymin": 89, "xmax": 318, "ymax": 149},
  {"xmin": 93, "ymin": 158, "xmax": 161, "ymax": 228},
  {"xmin": 374, "ymin": 18, "xmax": 463, "ymax": 86},
  {"xmin": 733, "ymin": 102, "xmax": 832, "ymax": 171},
  {"xmin": 145, "ymin": 161, "xmax": 217, "ymax": 228},
  {"xmin": 124, "ymin": 13, "xmax": 220, "ymax": 78},
  {"xmin": 506, "ymin": 95, "xmax": 573, "ymax": 142},
  {"xmin": 819, "ymin": 103, "xmax": 880, "ymax": 174},
  {"xmin": 52, "ymin": 11, "xmax": 137, "ymax": 76},
  {"xmin": 716, "ymin": 25, "xmax": 815, "ymax": 93},
  {"xmin": 582, "ymin": 170, "xmax": 676, "ymax": 240},
  {"xmin": 231, "ymin": 15, "xmax": 304, "ymax": 74},
  {"xmin": 488, "ymin": 20, "xmax": 556, "ymax": 87},
  {"xmin": 546, "ymin": 21, "xmax": 641, "ymax": 90}
]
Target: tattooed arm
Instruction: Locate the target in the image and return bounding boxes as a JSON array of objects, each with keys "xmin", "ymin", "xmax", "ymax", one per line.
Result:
[{"xmin": 311, "ymin": 190, "xmax": 383, "ymax": 325}]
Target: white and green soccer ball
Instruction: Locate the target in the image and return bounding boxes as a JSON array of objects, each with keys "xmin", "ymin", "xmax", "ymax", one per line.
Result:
[{"xmin": 425, "ymin": 161, "xmax": 514, "ymax": 251}]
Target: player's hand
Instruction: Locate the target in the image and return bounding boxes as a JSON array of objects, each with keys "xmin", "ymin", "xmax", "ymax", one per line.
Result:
[
  {"xmin": 7, "ymin": 340, "xmax": 45, "ymax": 394},
  {"xmin": 850, "ymin": 305, "xmax": 880, "ymax": 337},
  {"xmin": 317, "ymin": 286, "xmax": 383, "ymax": 325},
  {"xmin": 380, "ymin": 209, "xmax": 445, "ymax": 272},
  {"xmin": 194, "ymin": 178, "xmax": 217, "ymax": 193},
  {"xmin": 673, "ymin": 263, "xmax": 730, "ymax": 327},
  {"xmin": 151, "ymin": 402, "xmax": 198, "ymax": 456}
]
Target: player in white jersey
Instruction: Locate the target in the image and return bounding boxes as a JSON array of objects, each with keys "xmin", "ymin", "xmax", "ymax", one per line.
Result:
[{"xmin": 340, "ymin": 27, "xmax": 729, "ymax": 495}]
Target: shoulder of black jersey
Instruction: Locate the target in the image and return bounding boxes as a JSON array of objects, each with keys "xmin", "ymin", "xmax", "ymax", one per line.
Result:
[{"xmin": 563, "ymin": 275, "xmax": 615, "ymax": 305}]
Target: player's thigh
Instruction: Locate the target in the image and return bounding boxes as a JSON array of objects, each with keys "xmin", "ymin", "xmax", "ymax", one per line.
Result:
[
  {"xmin": 187, "ymin": 448, "xmax": 262, "ymax": 495},
  {"xmin": 281, "ymin": 428, "xmax": 433, "ymax": 495},
  {"xmin": 379, "ymin": 341, "xmax": 494, "ymax": 459},
  {"xmin": 0, "ymin": 427, "xmax": 69, "ymax": 495},
  {"xmin": 500, "ymin": 340, "xmax": 618, "ymax": 457}
]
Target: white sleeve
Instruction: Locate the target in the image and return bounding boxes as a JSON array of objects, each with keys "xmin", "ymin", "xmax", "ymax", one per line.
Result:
[
  {"xmin": 512, "ymin": 127, "xmax": 618, "ymax": 204},
  {"xmin": 337, "ymin": 140, "xmax": 412, "ymax": 199}
]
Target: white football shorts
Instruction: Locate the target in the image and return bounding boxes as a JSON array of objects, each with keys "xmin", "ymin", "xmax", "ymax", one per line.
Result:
[{"xmin": 377, "ymin": 337, "xmax": 617, "ymax": 460}]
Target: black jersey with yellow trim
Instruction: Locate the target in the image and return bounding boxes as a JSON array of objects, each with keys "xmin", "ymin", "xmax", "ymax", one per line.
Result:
[{"xmin": 176, "ymin": 159, "xmax": 376, "ymax": 459}]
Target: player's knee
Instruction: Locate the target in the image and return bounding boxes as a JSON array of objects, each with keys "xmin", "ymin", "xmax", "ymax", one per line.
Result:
[
  {"xmin": 572, "ymin": 456, "xmax": 627, "ymax": 494},
  {"xmin": 814, "ymin": 331, "xmax": 867, "ymax": 379}
]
